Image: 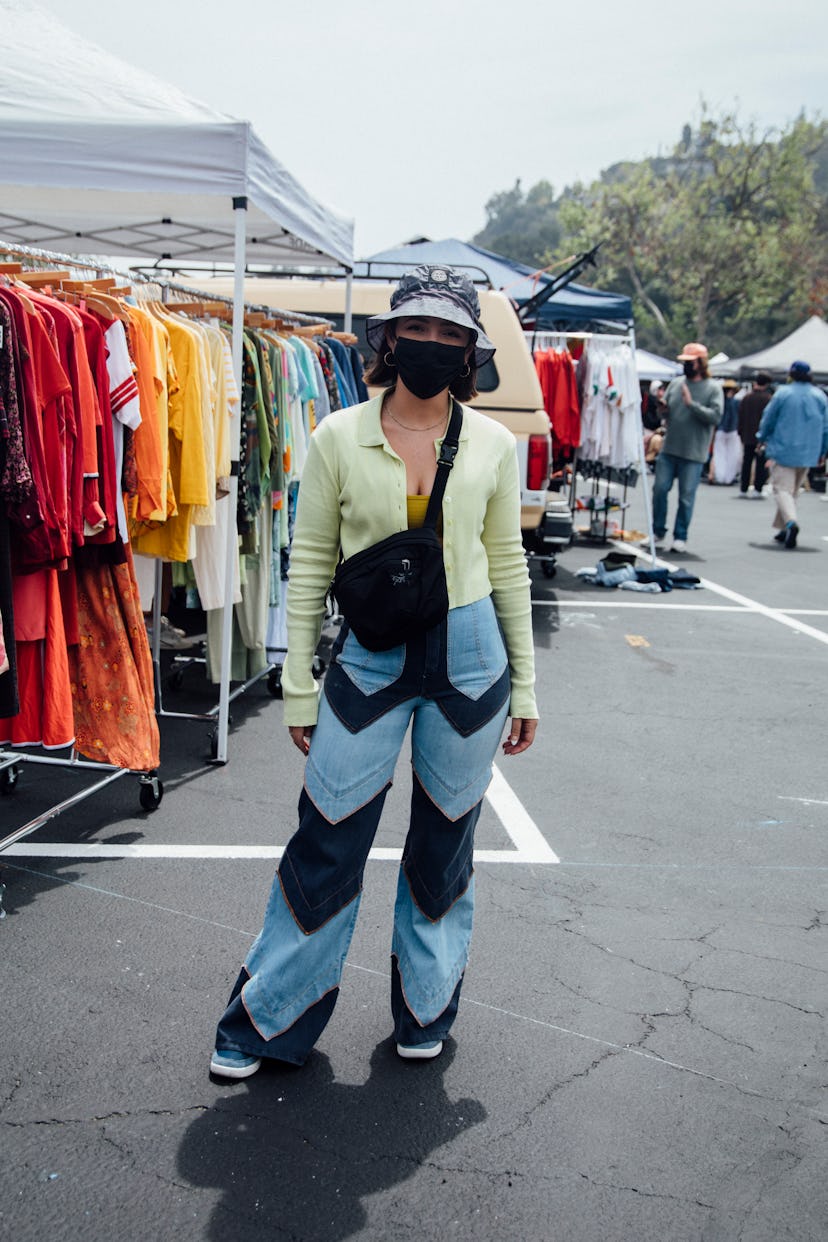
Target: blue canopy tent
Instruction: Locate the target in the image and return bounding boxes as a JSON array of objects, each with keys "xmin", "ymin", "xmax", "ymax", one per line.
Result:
[{"xmin": 359, "ymin": 238, "xmax": 632, "ymax": 329}]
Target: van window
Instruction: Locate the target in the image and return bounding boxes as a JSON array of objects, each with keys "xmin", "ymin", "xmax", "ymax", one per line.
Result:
[{"xmin": 323, "ymin": 312, "xmax": 499, "ymax": 394}]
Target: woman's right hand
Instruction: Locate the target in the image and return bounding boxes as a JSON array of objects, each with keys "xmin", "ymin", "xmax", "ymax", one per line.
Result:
[{"xmin": 288, "ymin": 725, "xmax": 314, "ymax": 756}]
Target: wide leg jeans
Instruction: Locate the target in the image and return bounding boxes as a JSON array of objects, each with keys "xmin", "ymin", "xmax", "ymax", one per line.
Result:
[{"xmin": 214, "ymin": 598, "xmax": 511, "ymax": 1063}]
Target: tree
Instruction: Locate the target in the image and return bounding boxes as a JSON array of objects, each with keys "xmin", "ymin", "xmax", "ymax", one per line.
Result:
[
  {"xmin": 554, "ymin": 108, "xmax": 828, "ymax": 355},
  {"xmin": 473, "ymin": 179, "xmax": 561, "ymax": 269}
]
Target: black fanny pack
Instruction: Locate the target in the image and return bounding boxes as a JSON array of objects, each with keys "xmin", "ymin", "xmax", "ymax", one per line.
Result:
[{"xmin": 332, "ymin": 400, "xmax": 462, "ymax": 652}]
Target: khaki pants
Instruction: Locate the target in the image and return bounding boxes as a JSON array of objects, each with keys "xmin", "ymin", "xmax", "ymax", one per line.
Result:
[{"xmin": 770, "ymin": 462, "xmax": 808, "ymax": 528}]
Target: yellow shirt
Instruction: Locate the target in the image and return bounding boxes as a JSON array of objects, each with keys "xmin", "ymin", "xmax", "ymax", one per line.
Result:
[
  {"xmin": 282, "ymin": 395, "xmax": 537, "ymax": 725},
  {"xmin": 406, "ymin": 494, "xmax": 429, "ymax": 529},
  {"xmin": 133, "ymin": 316, "xmax": 210, "ymax": 562}
]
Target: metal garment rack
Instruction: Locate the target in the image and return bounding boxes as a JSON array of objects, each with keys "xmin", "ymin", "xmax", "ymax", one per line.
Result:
[
  {"xmin": 0, "ymin": 239, "xmax": 330, "ymax": 855},
  {"xmin": 528, "ymin": 328, "xmax": 656, "ymax": 557}
]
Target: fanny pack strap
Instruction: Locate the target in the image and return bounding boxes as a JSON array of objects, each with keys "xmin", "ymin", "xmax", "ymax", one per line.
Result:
[{"xmin": 422, "ymin": 398, "xmax": 463, "ymax": 529}]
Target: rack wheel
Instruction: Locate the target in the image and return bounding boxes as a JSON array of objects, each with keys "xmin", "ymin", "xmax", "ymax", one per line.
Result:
[
  {"xmin": 138, "ymin": 774, "xmax": 164, "ymax": 811},
  {"xmin": 1, "ymin": 764, "xmax": 20, "ymax": 795},
  {"xmin": 541, "ymin": 558, "xmax": 557, "ymax": 579},
  {"xmin": 267, "ymin": 668, "xmax": 283, "ymax": 698},
  {"xmin": 168, "ymin": 668, "xmax": 185, "ymax": 691}
]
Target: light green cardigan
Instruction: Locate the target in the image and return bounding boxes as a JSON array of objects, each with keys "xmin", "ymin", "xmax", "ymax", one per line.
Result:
[{"xmin": 281, "ymin": 395, "xmax": 539, "ymax": 725}]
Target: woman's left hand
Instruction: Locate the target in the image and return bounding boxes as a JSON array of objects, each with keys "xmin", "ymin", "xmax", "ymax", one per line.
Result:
[{"xmin": 502, "ymin": 718, "xmax": 538, "ymax": 756}]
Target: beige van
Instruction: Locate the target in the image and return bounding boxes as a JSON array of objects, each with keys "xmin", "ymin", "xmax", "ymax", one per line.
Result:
[{"xmin": 186, "ymin": 277, "xmax": 558, "ymax": 545}]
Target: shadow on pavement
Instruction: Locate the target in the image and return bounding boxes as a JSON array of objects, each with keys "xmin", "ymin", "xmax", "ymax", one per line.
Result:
[
  {"xmin": 178, "ymin": 1040, "xmax": 486, "ymax": 1241},
  {"xmin": 747, "ymin": 541, "xmax": 820, "ymax": 553}
]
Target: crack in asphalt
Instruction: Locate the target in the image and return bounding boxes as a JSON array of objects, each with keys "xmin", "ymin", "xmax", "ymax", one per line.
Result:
[
  {"xmin": 2, "ymin": 1104, "xmax": 210, "ymax": 1129},
  {"xmin": 577, "ymin": 1171, "xmax": 715, "ymax": 1210}
]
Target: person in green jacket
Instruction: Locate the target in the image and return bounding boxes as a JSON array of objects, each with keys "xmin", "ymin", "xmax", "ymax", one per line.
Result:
[
  {"xmin": 649, "ymin": 342, "xmax": 723, "ymax": 553},
  {"xmin": 210, "ymin": 266, "xmax": 538, "ymax": 1079}
]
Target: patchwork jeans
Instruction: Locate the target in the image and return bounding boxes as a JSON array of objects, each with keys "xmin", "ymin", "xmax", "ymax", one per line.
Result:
[{"xmin": 214, "ymin": 597, "xmax": 511, "ymax": 1063}]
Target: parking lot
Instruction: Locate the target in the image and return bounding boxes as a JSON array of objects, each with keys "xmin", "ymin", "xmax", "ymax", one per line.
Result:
[{"xmin": 2, "ymin": 478, "xmax": 827, "ymax": 1241}]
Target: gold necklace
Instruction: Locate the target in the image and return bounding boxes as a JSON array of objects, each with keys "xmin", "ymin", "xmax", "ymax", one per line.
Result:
[{"xmin": 385, "ymin": 405, "xmax": 449, "ymax": 432}]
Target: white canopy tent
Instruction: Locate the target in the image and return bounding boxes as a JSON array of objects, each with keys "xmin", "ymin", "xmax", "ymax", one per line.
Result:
[
  {"xmin": 712, "ymin": 316, "xmax": 828, "ymax": 384},
  {"xmin": 635, "ymin": 348, "xmax": 681, "ymax": 383},
  {"xmin": 0, "ymin": 0, "xmax": 354, "ymax": 763}
]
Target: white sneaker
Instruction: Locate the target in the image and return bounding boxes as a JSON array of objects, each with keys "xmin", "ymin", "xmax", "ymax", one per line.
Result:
[
  {"xmin": 396, "ymin": 1040, "xmax": 443, "ymax": 1061},
  {"xmin": 670, "ymin": 539, "xmax": 687, "ymax": 553}
]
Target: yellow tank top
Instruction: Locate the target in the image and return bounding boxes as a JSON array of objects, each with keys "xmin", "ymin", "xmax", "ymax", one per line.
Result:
[{"xmin": 406, "ymin": 494, "xmax": 429, "ymax": 529}]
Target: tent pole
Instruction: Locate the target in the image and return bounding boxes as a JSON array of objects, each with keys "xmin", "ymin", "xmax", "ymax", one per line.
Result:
[
  {"xmin": 213, "ymin": 196, "xmax": 247, "ymax": 765},
  {"xmin": 343, "ymin": 270, "xmax": 353, "ymax": 334},
  {"xmin": 630, "ymin": 325, "xmax": 657, "ymax": 560}
]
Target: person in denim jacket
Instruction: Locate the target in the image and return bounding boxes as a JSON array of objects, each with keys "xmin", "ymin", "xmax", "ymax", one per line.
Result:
[
  {"xmin": 211, "ymin": 267, "xmax": 538, "ymax": 1077},
  {"xmin": 757, "ymin": 359, "xmax": 828, "ymax": 548}
]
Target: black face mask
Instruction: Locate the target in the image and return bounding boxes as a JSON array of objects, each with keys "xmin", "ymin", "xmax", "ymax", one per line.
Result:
[
  {"xmin": 392, "ymin": 337, "xmax": 468, "ymax": 400},
  {"xmin": 683, "ymin": 360, "xmax": 698, "ymax": 379}
]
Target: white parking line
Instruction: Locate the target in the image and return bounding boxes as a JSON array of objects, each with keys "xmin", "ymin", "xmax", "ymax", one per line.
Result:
[
  {"xmin": 606, "ymin": 540, "xmax": 828, "ymax": 647},
  {"xmin": 3, "ymin": 763, "xmax": 560, "ymax": 865},
  {"xmin": 535, "ymin": 600, "xmax": 828, "ymax": 615},
  {"xmin": 484, "ymin": 764, "xmax": 560, "ymax": 864},
  {"xmin": 694, "ymin": 577, "xmax": 828, "ymax": 645}
]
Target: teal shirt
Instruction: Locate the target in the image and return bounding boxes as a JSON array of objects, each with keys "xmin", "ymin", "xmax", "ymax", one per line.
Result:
[
  {"xmin": 282, "ymin": 395, "xmax": 538, "ymax": 725},
  {"xmin": 662, "ymin": 377, "xmax": 724, "ymax": 462}
]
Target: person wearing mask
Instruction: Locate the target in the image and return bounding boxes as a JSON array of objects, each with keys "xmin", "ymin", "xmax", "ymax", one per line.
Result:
[
  {"xmin": 757, "ymin": 359, "xmax": 828, "ymax": 548},
  {"xmin": 210, "ymin": 266, "xmax": 538, "ymax": 1078},
  {"xmin": 737, "ymin": 371, "xmax": 773, "ymax": 497},
  {"xmin": 646, "ymin": 342, "xmax": 723, "ymax": 553}
]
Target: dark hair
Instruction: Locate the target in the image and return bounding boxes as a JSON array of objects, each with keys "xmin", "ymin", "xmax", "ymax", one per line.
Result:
[
  {"xmin": 697, "ymin": 358, "xmax": 710, "ymax": 380},
  {"xmin": 755, "ymin": 371, "xmax": 772, "ymax": 387},
  {"xmin": 364, "ymin": 326, "xmax": 479, "ymax": 402}
]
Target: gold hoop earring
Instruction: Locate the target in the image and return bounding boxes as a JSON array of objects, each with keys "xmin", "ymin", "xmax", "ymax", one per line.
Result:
[{"xmin": 383, "ymin": 351, "xmax": 396, "ymax": 367}]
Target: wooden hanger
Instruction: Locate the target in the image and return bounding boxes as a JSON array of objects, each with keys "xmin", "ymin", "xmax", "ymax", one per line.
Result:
[
  {"xmin": 61, "ymin": 277, "xmax": 118, "ymax": 293},
  {"xmin": 1, "ymin": 275, "xmax": 38, "ymax": 314},
  {"xmin": 0, "ymin": 263, "xmax": 23, "ymax": 275},
  {"xmin": 16, "ymin": 269, "xmax": 73, "ymax": 289},
  {"xmin": 291, "ymin": 323, "xmax": 330, "ymax": 339},
  {"xmin": 82, "ymin": 286, "xmax": 130, "ymax": 324},
  {"xmin": 167, "ymin": 300, "xmax": 206, "ymax": 317}
]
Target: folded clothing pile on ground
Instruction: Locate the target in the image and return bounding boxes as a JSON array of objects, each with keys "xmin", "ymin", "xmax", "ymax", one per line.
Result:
[{"xmin": 575, "ymin": 551, "xmax": 702, "ymax": 593}]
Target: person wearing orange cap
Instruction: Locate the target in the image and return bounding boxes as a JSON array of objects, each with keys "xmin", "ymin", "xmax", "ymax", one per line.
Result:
[{"xmin": 647, "ymin": 342, "xmax": 723, "ymax": 553}]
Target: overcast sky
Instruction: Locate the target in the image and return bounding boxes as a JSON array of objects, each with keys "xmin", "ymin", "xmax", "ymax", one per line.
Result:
[{"xmin": 40, "ymin": 0, "xmax": 828, "ymax": 260}]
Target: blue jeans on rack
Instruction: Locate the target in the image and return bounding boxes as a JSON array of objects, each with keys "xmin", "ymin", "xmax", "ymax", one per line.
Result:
[
  {"xmin": 652, "ymin": 452, "xmax": 704, "ymax": 542},
  {"xmin": 214, "ymin": 598, "xmax": 511, "ymax": 1063}
]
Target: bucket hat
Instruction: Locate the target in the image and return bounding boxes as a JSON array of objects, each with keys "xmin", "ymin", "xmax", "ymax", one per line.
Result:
[{"xmin": 366, "ymin": 265, "xmax": 496, "ymax": 366}]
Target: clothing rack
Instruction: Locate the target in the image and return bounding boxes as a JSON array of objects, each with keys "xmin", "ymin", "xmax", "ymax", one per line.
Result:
[
  {"xmin": 0, "ymin": 240, "xmax": 336, "ymax": 854},
  {"xmin": 528, "ymin": 327, "xmax": 656, "ymax": 556}
]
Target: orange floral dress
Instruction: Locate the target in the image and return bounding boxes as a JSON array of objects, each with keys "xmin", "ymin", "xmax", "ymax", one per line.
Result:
[{"xmin": 69, "ymin": 545, "xmax": 160, "ymax": 771}]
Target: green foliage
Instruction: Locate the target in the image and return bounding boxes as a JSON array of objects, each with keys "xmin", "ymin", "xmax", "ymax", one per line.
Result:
[
  {"xmin": 473, "ymin": 178, "xmax": 561, "ymax": 270},
  {"xmin": 475, "ymin": 107, "xmax": 828, "ymax": 356}
]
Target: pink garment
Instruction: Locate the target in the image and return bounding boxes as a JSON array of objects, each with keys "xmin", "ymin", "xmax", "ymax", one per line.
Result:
[{"xmin": 0, "ymin": 613, "xmax": 8, "ymax": 676}]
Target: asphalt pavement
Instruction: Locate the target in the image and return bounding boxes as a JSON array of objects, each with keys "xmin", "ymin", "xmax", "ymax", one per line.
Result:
[{"xmin": 2, "ymin": 476, "xmax": 827, "ymax": 1241}]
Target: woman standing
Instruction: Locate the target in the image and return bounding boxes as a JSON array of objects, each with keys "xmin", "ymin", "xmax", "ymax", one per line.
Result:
[{"xmin": 211, "ymin": 265, "xmax": 538, "ymax": 1076}]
